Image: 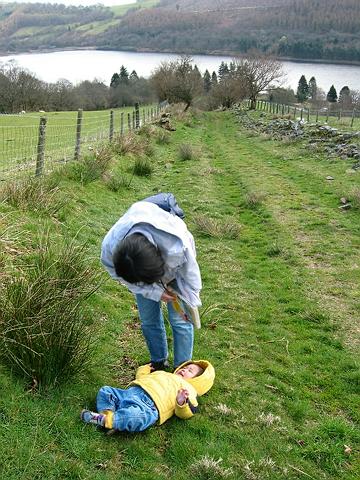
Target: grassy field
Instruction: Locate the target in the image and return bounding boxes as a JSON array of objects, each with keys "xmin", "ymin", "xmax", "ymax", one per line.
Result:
[
  {"xmin": 0, "ymin": 108, "xmax": 359, "ymax": 479},
  {"xmin": 0, "ymin": 105, "xmax": 156, "ymax": 179}
]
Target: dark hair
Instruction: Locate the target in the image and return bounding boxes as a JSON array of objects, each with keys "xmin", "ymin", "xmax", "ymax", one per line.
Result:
[{"xmin": 113, "ymin": 233, "xmax": 165, "ymax": 284}]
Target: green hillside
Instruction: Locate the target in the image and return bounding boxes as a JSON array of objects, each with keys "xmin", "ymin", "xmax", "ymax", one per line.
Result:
[
  {"xmin": 0, "ymin": 0, "xmax": 359, "ymax": 63},
  {"xmin": 0, "ymin": 109, "xmax": 359, "ymax": 479}
]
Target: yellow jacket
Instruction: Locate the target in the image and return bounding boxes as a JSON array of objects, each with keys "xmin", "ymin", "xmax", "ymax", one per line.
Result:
[{"xmin": 130, "ymin": 360, "xmax": 215, "ymax": 425}]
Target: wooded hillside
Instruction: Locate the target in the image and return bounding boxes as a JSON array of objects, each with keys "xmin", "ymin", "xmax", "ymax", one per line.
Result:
[{"xmin": 0, "ymin": 0, "xmax": 359, "ymax": 63}]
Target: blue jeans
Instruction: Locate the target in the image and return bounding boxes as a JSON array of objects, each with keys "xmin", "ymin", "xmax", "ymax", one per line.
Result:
[
  {"xmin": 96, "ymin": 386, "xmax": 159, "ymax": 432},
  {"xmin": 136, "ymin": 294, "xmax": 194, "ymax": 368}
]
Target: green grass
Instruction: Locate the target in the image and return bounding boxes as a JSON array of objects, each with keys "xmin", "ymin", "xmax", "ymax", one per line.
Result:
[
  {"xmin": 0, "ymin": 109, "xmax": 359, "ymax": 479},
  {"xmin": 0, "ymin": 105, "xmax": 156, "ymax": 180},
  {"xmin": 110, "ymin": 0, "xmax": 160, "ymax": 17}
]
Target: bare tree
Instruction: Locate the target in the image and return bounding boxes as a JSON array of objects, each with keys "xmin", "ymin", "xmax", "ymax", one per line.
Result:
[
  {"xmin": 234, "ymin": 53, "xmax": 284, "ymax": 109},
  {"xmin": 151, "ymin": 55, "xmax": 203, "ymax": 111}
]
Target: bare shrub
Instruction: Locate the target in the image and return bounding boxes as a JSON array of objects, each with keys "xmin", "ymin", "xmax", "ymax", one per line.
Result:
[
  {"xmin": 193, "ymin": 214, "xmax": 241, "ymax": 239},
  {"xmin": 0, "ymin": 176, "xmax": 65, "ymax": 215},
  {"xmin": 0, "ymin": 233, "xmax": 100, "ymax": 388}
]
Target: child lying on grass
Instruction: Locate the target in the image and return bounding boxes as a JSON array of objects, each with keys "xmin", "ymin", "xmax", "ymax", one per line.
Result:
[{"xmin": 81, "ymin": 360, "xmax": 215, "ymax": 432}]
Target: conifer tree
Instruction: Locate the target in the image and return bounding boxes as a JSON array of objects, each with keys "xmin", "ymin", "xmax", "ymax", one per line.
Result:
[
  {"xmin": 119, "ymin": 65, "xmax": 129, "ymax": 84},
  {"xmin": 211, "ymin": 71, "xmax": 218, "ymax": 86},
  {"xmin": 327, "ymin": 85, "xmax": 338, "ymax": 102},
  {"xmin": 297, "ymin": 75, "xmax": 309, "ymax": 102},
  {"xmin": 203, "ymin": 69, "xmax": 211, "ymax": 92},
  {"xmin": 218, "ymin": 61, "xmax": 229, "ymax": 82},
  {"xmin": 129, "ymin": 70, "xmax": 139, "ymax": 82},
  {"xmin": 110, "ymin": 72, "xmax": 120, "ymax": 88},
  {"xmin": 308, "ymin": 76, "xmax": 317, "ymax": 100}
]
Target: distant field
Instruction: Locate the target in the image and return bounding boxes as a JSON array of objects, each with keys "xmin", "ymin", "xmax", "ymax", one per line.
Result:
[
  {"xmin": 110, "ymin": 0, "xmax": 160, "ymax": 17},
  {"xmin": 0, "ymin": 105, "xmax": 156, "ymax": 179}
]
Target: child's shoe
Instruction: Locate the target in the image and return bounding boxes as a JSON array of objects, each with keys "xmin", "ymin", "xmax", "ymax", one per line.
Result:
[{"xmin": 81, "ymin": 409, "xmax": 105, "ymax": 427}]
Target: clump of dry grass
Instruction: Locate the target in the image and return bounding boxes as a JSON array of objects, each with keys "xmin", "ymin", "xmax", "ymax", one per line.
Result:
[
  {"xmin": 0, "ymin": 176, "xmax": 65, "ymax": 215},
  {"xmin": 244, "ymin": 191, "xmax": 267, "ymax": 209},
  {"xmin": 190, "ymin": 456, "xmax": 233, "ymax": 479},
  {"xmin": 349, "ymin": 187, "xmax": 360, "ymax": 209},
  {"xmin": 112, "ymin": 132, "xmax": 153, "ymax": 157},
  {"xmin": 193, "ymin": 214, "xmax": 241, "ymax": 239},
  {"xmin": 178, "ymin": 143, "xmax": 195, "ymax": 161},
  {"xmin": 155, "ymin": 129, "xmax": 171, "ymax": 145}
]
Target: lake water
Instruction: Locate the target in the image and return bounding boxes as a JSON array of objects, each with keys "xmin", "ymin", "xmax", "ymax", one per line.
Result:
[{"xmin": 1, "ymin": 49, "xmax": 359, "ymax": 93}]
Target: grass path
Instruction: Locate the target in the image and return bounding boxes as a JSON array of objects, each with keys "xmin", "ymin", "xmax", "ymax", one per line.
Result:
[{"xmin": 0, "ymin": 110, "xmax": 359, "ymax": 479}]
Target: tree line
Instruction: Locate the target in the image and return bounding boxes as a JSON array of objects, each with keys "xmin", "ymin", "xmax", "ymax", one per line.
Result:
[{"xmin": 1, "ymin": 54, "xmax": 359, "ymax": 114}]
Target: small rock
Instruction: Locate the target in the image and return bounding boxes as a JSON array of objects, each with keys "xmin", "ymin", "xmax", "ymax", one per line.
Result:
[
  {"xmin": 340, "ymin": 197, "xmax": 348, "ymax": 204},
  {"xmin": 339, "ymin": 203, "xmax": 351, "ymax": 210},
  {"xmin": 344, "ymin": 445, "xmax": 352, "ymax": 455},
  {"xmin": 326, "ymin": 176, "xmax": 334, "ymax": 180}
]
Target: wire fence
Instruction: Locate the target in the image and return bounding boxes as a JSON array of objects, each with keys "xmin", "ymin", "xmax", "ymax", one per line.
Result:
[
  {"xmin": 249, "ymin": 100, "xmax": 360, "ymax": 129},
  {"xmin": 0, "ymin": 104, "xmax": 161, "ymax": 182}
]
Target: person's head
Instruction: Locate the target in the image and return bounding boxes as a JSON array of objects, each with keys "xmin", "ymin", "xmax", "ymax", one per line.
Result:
[
  {"xmin": 113, "ymin": 233, "xmax": 165, "ymax": 284},
  {"xmin": 175, "ymin": 363, "xmax": 204, "ymax": 379}
]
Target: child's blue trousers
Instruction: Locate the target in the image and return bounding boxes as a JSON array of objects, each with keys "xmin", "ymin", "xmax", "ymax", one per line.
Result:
[{"xmin": 96, "ymin": 385, "xmax": 159, "ymax": 432}]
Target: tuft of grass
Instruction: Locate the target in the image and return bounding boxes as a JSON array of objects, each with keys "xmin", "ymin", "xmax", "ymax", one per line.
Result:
[
  {"xmin": 244, "ymin": 191, "xmax": 267, "ymax": 209},
  {"xmin": 0, "ymin": 176, "xmax": 65, "ymax": 215},
  {"xmin": 103, "ymin": 172, "xmax": 133, "ymax": 192},
  {"xmin": 349, "ymin": 187, "xmax": 360, "ymax": 209},
  {"xmin": 133, "ymin": 156, "xmax": 153, "ymax": 177},
  {"xmin": 190, "ymin": 456, "xmax": 233, "ymax": 479},
  {"xmin": 66, "ymin": 146, "xmax": 113, "ymax": 184},
  {"xmin": 112, "ymin": 131, "xmax": 153, "ymax": 157},
  {"xmin": 178, "ymin": 143, "xmax": 195, "ymax": 161},
  {"xmin": 193, "ymin": 214, "xmax": 241, "ymax": 239},
  {"xmin": 155, "ymin": 129, "xmax": 171, "ymax": 145},
  {"xmin": 0, "ymin": 233, "xmax": 100, "ymax": 388}
]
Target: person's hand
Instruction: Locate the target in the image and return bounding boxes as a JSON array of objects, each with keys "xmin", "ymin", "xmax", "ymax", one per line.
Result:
[
  {"xmin": 176, "ymin": 388, "xmax": 189, "ymax": 406},
  {"xmin": 161, "ymin": 290, "xmax": 176, "ymax": 302}
]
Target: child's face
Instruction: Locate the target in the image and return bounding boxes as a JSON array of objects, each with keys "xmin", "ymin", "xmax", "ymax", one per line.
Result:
[{"xmin": 176, "ymin": 364, "xmax": 202, "ymax": 379}]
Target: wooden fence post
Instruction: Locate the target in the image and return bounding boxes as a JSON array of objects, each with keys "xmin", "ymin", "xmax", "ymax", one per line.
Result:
[
  {"xmin": 35, "ymin": 116, "xmax": 47, "ymax": 176},
  {"xmin": 338, "ymin": 110, "xmax": 342, "ymax": 121},
  {"xmin": 307, "ymin": 108, "xmax": 310, "ymax": 122},
  {"xmin": 316, "ymin": 111, "xmax": 319, "ymax": 122},
  {"xmin": 294, "ymin": 107, "xmax": 297, "ymax": 119},
  {"xmin": 143, "ymin": 109, "xmax": 146, "ymax": 126},
  {"xmin": 351, "ymin": 110, "xmax": 355, "ymax": 127},
  {"xmin": 132, "ymin": 111, "xmax": 135, "ymax": 130},
  {"xmin": 120, "ymin": 112, "xmax": 124, "ymax": 135},
  {"xmin": 135, "ymin": 103, "xmax": 140, "ymax": 128},
  {"xmin": 128, "ymin": 113, "xmax": 131, "ymax": 131},
  {"xmin": 300, "ymin": 109, "xmax": 303, "ymax": 120},
  {"xmin": 74, "ymin": 109, "xmax": 83, "ymax": 162},
  {"xmin": 109, "ymin": 109, "xmax": 114, "ymax": 142},
  {"xmin": 326, "ymin": 110, "xmax": 329, "ymax": 123}
]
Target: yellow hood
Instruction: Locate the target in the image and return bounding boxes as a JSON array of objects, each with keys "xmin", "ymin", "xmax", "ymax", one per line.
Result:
[{"xmin": 174, "ymin": 360, "xmax": 215, "ymax": 396}]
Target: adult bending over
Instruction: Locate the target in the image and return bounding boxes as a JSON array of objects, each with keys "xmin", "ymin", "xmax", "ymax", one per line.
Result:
[{"xmin": 100, "ymin": 193, "xmax": 201, "ymax": 370}]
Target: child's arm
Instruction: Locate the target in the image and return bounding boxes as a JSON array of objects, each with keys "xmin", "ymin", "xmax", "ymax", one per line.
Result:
[
  {"xmin": 135, "ymin": 364, "xmax": 152, "ymax": 380},
  {"xmin": 174, "ymin": 388, "xmax": 198, "ymax": 419}
]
